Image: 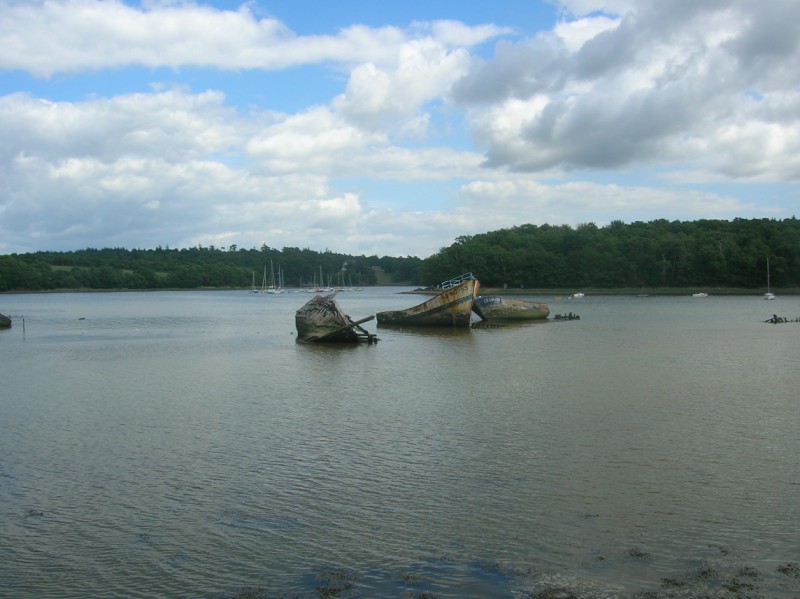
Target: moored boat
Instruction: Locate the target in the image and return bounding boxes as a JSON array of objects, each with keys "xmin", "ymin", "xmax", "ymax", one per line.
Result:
[
  {"xmin": 377, "ymin": 273, "xmax": 480, "ymax": 327},
  {"xmin": 473, "ymin": 296, "xmax": 550, "ymax": 321},
  {"xmin": 295, "ymin": 293, "xmax": 376, "ymax": 343},
  {"xmin": 0, "ymin": 312, "xmax": 11, "ymax": 329},
  {"xmin": 764, "ymin": 256, "xmax": 776, "ymax": 300}
]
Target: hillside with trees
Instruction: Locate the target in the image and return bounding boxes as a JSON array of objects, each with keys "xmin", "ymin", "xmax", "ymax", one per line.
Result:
[
  {"xmin": 1, "ymin": 218, "xmax": 798, "ymax": 292},
  {"xmin": 421, "ymin": 218, "xmax": 799, "ymax": 291},
  {"xmin": 0, "ymin": 244, "xmax": 421, "ymax": 292}
]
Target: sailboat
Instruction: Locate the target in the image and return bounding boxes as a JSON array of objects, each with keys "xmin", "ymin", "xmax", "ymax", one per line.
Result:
[
  {"xmin": 265, "ymin": 260, "xmax": 285, "ymax": 294},
  {"xmin": 764, "ymin": 257, "xmax": 776, "ymax": 300},
  {"xmin": 260, "ymin": 266, "xmax": 268, "ymax": 293},
  {"xmin": 250, "ymin": 271, "xmax": 259, "ymax": 293}
]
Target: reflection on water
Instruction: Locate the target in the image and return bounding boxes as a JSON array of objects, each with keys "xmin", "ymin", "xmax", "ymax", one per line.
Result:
[{"xmin": 1, "ymin": 290, "xmax": 799, "ymax": 598}]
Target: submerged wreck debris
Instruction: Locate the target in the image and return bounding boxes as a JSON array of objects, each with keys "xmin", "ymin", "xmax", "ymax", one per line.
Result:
[
  {"xmin": 764, "ymin": 314, "xmax": 799, "ymax": 324},
  {"xmin": 295, "ymin": 292, "xmax": 377, "ymax": 343},
  {"xmin": 473, "ymin": 295, "xmax": 550, "ymax": 321},
  {"xmin": 553, "ymin": 312, "xmax": 580, "ymax": 321}
]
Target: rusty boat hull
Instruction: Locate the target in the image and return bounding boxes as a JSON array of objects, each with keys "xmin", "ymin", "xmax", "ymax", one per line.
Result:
[
  {"xmin": 295, "ymin": 293, "xmax": 376, "ymax": 343},
  {"xmin": 377, "ymin": 276, "xmax": 480, "ymax": 327},
  {"xmin": 473, "ymin": 296, "xmax": 550, "ymax": 321}
]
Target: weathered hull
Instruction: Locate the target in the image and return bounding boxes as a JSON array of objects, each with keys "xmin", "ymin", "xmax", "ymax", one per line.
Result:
[
  {"xmin": 474, "ymin": 296, "xmax": 549, "ymax": 321},
  {"xmin": 377, "ymin": 278, "xmax": 480, "ymax": 326},
  {"xmin": 295, "ymin": 293, "xmax": 376, "ymax": 342}
]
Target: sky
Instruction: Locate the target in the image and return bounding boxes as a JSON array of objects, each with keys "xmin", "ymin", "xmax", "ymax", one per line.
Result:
[{"xmin": 1, "ymin": 0, "xmax": 799, "ymax": 258}]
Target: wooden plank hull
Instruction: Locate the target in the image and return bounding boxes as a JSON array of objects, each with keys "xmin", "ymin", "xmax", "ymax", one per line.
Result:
[
  {"xmin": 473, "ymin": 296, "xmax": 550, "ymax": 321},
  {"xmin": 376, "ymin": 278, "xmax": 480, "ymax": 326},
  {"xmin": 295, "ymin": 293, "xmax": 376, "ymax": 342}
]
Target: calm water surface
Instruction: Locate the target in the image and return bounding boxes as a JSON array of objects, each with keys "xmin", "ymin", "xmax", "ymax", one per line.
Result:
[{"xmin": 1, "ymin": 289, "xmax": 799, "ymax": 598}]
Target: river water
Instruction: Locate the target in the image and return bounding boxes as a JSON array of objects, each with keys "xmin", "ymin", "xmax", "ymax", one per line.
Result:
[{"xmin": 1, "ymin": 289, "xmax": 798, "ymax": 598}]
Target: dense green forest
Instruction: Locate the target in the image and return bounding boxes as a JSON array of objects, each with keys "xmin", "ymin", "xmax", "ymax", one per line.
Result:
[
  {"xmin": 0, "ymin": 244, "xmax": 421, "ymax": 292},
  {"xmin": 1, "ymin": 218, "xmax": 798, "ymax": 292},
  {"xmin": 422, "ymin": 218, "xmax": 800, "ymax": 290}
]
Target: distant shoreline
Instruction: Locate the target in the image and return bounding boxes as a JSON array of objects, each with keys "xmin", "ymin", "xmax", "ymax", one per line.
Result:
[
  {"xmin": 402, "ymin": 286, "xmax": 799, "ymax": 296},
  {"xmin": 2, "ymin": 285, "xmax": 797, "ymax": 296}
]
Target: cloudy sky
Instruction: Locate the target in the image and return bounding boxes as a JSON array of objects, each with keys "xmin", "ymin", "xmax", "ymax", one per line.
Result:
[{"xmin": 1, "ymin": 0, "xmax": 798, "ymax": 258}]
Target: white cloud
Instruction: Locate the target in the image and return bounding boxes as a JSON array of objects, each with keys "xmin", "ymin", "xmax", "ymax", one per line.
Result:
[
  {"xmin": 553, "ymin": 15, "xmax": 619, "ymax": 53},
  {"xmin": 555, "ymin": 0, "xmax": 636, "ymax": 18},
  {"xmin": 0, "ymin": 0, "xmax": 797, "ymax": 258},
  {"xmin": 332, "ymin": 38, "xmax": 472, "ymax": 131},
  {"xmin": 456, "ymin": 178, "xmax": 763, "ymax": 226},
  {"xmin": 0, "ymin": 1, "xmax": 503, "ymax": 77},
  {"xmin": 0, "ymin": 89, "xmax": 241, "ymax": 163},
  {"xmin": 460, "ymin": 0, "xmax": 800, "ymax": 182},
  {"xmin": 246, "ymin": 106, "xmax": 384, "ymax": 173}
]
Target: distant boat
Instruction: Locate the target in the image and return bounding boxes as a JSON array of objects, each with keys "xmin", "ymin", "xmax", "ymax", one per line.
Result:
[
  {"xmin": 250, "ymin": 271, "xmax": 259, "ymax": 293},
  {"xmin": 265, "ymin": 260, "xmax": 285, "ymax": 294},
  {"xmin": 764, "ymin": 257, "xmax": 776, "ymax": 300},
  {"xmin": 260, "ymin": 265, "xmax": 268, "ymax": 293},
  {"xmin": 569, "ymin": 292, "xmax": 585, "ymax": 299},
  {"xmin": 295, "ymin": 292, "xmax": 376, "ymax": 343},
  {"xmin": 377, "ymin": 273, "xmax": 480, "ymax": 327},
  {"xmin": 692, "ymin": 292, "xmax": 709, "ymax": 298},
  {"xmin": 0, "ymin": 312, "xmax": 11, "ymax": 329},
  {"xmin": 473, "ymin": 296, "xmax": 550, "ymax": 321}
]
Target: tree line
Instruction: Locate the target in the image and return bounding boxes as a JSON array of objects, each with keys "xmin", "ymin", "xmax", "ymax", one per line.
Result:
[
  {"xmin": 422, "ymin": 217, "xmax": 800, "ymax": 290},
  {"xmin": 1, "ymin": 218, "xmax": 798, "ymax": 292},
  {"xmin": 0, "ymin": 244, "xmax": 421, "ymax": 292}
]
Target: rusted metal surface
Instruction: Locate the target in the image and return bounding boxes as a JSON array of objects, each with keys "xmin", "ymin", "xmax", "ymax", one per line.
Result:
[
  {"xmin": 376, "ymin": 277, "xmax": 480, "ymax": 327},
  {"xmin": 473, "ymin": 296, "xmax": 550, "ymax": 321}
]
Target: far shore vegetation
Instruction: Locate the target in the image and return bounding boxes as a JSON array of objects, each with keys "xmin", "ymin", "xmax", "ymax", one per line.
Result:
[{"xmin": 2, "ymin": 217, "xmax": 798, "ymax": 294}]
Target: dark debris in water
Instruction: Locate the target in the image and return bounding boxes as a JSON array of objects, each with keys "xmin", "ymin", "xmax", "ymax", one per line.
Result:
[
  {"xmin": 223, "ymin": 588, "xmax": 269, "ymax": 599},
  {"xmin": 314, "ymin": 564, "xmax": 360, "ymax": 597},
  {"xmin": 527, "ymin": 588, "xmax": 580, "ymax": 599},
  {"xmin": 218, "ymin": 555, "xmax": 800, "ymax": 599},
  {"xmin": 400, "ymin": 572, "xmax": 430, "ymax": 585},
  {"xmin": 777, "ymin": 562, "xmax": 800, "ymax": 579},
  {"xmin": 627, "ymin": 548, "xmax": 652, "ymax": 560}
]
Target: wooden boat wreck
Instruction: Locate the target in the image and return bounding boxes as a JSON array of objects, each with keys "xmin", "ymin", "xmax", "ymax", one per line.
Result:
[
  {"xmin": 377, "ymin": 273, "xmax": 481, "ymax": 327},
  {"xmin": 473, "ymin": 296, "xmax": 550, "ymax": 321},
  {"xmin": 0, "ymin": 312, "xmax": 11, "ymax": 329},
  {"xmin": 295, "ymin": 293, "xmax": 377, "ymax": 343}
]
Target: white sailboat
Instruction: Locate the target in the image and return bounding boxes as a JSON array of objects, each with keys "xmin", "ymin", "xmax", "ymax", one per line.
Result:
[
  {"xmin": 250, "ymin": 270, "xmax": 259, "ymax": 293},
  {"xmin": 259, "ymin": 266, "xmax": 267, "ymax": 293},
  {"xmin": 265, "ymin": 260, "xmax": 285, "ymax": 294},
  {"xmin": 764, "ymin": 257, "xmax": 775, "ymax": 300}
]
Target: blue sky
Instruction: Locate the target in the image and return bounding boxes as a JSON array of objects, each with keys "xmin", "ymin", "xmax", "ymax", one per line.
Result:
[{"xmin": 1, "ymin": 0, "xmax": 798, "ymax": 257}]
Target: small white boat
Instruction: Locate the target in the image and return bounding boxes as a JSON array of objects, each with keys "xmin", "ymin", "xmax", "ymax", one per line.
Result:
[
  {"xmin": 569, "ymin": 292, "xmax": 585, "ymax": 299},
  {"xmin": 692, "ymin": 292, "xmax": 708, "ymax": 298}
]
